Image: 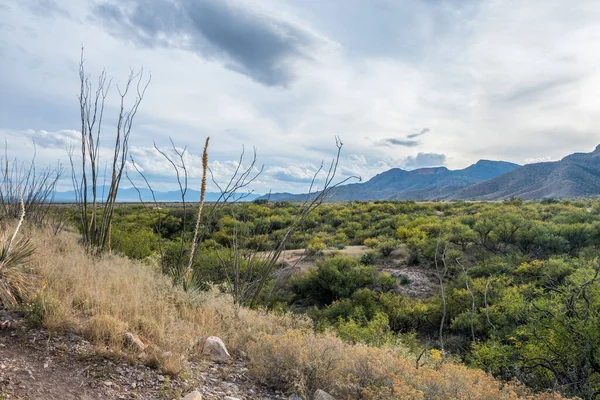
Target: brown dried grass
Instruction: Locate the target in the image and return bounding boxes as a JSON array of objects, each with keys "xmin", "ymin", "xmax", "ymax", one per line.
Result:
[{"xmin": 27, "ymin": 227, "xmax": 309, "ymax": 374}]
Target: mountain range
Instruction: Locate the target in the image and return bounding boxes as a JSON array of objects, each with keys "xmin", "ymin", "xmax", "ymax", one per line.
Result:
[{"xmin": 262, "ymin": 144, "xmax": 600, "ymax": 202}]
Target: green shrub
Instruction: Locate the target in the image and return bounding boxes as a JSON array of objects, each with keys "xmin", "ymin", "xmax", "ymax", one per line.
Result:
[
  {"xmin": 399, "ymin": 274, "xmax": 410, "ymax": 285},
  {"xmin": 360, "ymin": 251, "xmax": 376, "ymax": 265},
  {"xmin": 112, "ymin": 227, "xmax": 158, "ymax": 259},
  {"xmin": 306, "ymin": 237, "xmax": 327, "ymax": 256},
  {"xmin": 364, "ymin": 237, "xmax": 380, "ymax": 249},
  {"xmin": 376, "ymin": 272, "xmax": 398, "ymax": 292},
  {"xmin": 336, "ymin": 312, "xmax": 396, "ymax": 347},
  {"xmin": 292, "ymin": 256, "xmax": 377, "ymax": 306},
  {"xmin": 377, "ymin": 240, "xmax": 399, "ymax": 257}
]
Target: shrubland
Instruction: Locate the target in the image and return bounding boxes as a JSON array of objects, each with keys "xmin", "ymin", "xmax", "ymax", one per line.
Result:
[
  {"xmin": 98, "ymin": 198, "xmax": 600, "ymax": 398},
  {"xmin": 4, "ymin": 198, "xmax": 600, "ymax": 398}
]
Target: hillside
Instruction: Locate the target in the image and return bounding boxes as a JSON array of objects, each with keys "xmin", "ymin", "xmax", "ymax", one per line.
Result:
[
  {"xmin": 262, "ymin": 160, "xmax": 520, "ymax": 202},
  {"xmin": 452, "ymin": 144, "xmax": 600, "ymax": 200},
  {"xmin": 0, "ymin": 223, "xmax": 568, "ymax": 400}
]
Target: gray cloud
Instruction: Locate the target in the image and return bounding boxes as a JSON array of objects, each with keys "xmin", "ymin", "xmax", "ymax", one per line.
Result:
[
  {"xmin": 22, "ymin": 129, "xmax": 80, "ymax": 149},
  {"xmin": 271, "ymin": 171, "xmax": 315, "ymax": 183},
  {"xmin": 407, "ymin": 128, "xmax": 430, "ymax": 139},
  {"xmin": 402, "ymin": 152, "xmax": 446, "ymax": 169},
  {"xmin": 383, "ymin": 138, "xmax": 420, "ymax": 147},
  {"xmin": 24, "ymin": 0, "xmax": 71, "ymax": 19},
  {"xmin": 93, "ymin": 0, "xmax": 330, "ymax": 87},
  {"xmin": 504, "ymin": 76, "xmax": 580, "ymax": 104}
]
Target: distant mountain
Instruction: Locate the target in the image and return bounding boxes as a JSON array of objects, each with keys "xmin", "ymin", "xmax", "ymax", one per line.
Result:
[
  {"xmin": 259, "ymin": 160, "xmax": 520, "ymax": 202},
  {"xmin": 52, "ymin": 187, "xmax": 261, "ymax": 203},
  {"xmin": 450, "ymin": 145, "xmax": 600, "ymax": 200}
]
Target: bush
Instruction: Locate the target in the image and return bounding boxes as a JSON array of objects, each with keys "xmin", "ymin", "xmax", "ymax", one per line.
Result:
[
  {"xmin": 293, "ymin": 256, "xmax": 377, "ymax": 306},
  {"xmin": 112, "ymin": 227, "xmax": 158, "ymax": 259},
  {"xmin": 336, "ymin": 312, "xmax": 396, "ymax": 347},
  {"xmin": 360, "ymin": 251, "xmax": 376, "ymax": 265},
  {"xmin": 399, "ymin": 275, "xmax": 410, "ymax": 285},
  {"xmin": 364, "ymin": 238, "xmax": 380, "ymax": 249},
  {"xmin": 247, "ymin": 330, "xmax": 344, "ymax": 398},
  {"xmin": 376, "ymin": 272, "xmax": 398, "ymax": 292},
  {"xmin": 377, "ymin": 240, "xmax": 399, "ymax": 257},
  {"xmin": 307, "ymin": 237, "xmax": 327, "ymax": 256}
]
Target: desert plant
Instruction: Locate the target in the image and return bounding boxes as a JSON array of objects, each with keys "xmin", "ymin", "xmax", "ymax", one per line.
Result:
[
  {"xmin": 0, "ymin": 190, "xmax": 34, "ymax": 305},
  {"xmin": 0, "ymin": 145, "xmax": 63, "ymax": 225},
  {"xmin": 70, "ymin": 48, "xmax": 150, "ymax": 255}
]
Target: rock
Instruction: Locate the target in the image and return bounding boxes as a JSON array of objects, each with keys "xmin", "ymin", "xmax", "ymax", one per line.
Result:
[
  {"xmin": 224, "ymin": 397, "xmax": 240, "ymax": 400},
  {"xmin": 123, "ymin": 332, "xmax": 146, "ymax": 352},
  {"xmin": 314, "ymin": 389, "xmax": 335, "ymax": 400},
  {"xmin": 182, "ymin": 390, "xmax": 203, "ymax": 400},
  {"xmin": 202, "ymin": 336, "xmax": 230, "ymax": 362}
]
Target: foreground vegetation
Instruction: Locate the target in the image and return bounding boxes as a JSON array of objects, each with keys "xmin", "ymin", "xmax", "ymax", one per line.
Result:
[
  {"xmin": 0, "ymin": 219, "xmax": 566, "ymax": 399},
  {"xmin": 91, "ymin": 198, "xmax": 600, "ymax": 399}
]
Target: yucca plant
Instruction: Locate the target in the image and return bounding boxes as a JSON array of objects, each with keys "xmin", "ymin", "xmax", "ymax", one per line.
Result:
[{"xmin": 0, "ymin": 189, "xmax": 34, "ymax": 306}]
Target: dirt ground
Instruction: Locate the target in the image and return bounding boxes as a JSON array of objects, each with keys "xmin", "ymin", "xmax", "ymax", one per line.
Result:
[{"xmin": 0, "ymin": 319, "xmax": 286, "ymax": 400}]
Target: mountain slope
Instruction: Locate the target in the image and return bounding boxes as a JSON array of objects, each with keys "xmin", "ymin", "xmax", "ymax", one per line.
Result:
[
  {"xmin": 451, "ymin": 145, "xmax": 600, "ymax": 200},
  {"xmin": 262, "ymin": 160, "xmax": 520, "ymax": 202}
]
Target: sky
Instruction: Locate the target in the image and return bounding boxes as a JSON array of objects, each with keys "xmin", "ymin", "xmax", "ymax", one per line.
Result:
[{"xmin": 2, "ymin": 0, "xmax": 600, "ymax": 194}]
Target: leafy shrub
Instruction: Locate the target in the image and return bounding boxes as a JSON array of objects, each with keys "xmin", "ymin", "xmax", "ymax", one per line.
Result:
[
  {"xmin": 376, "ymin": 272, "xmax": 398, "ymax": 292},
  {"xmin": 112, "ymin": 227, "xmax": 158, "ymax": 259},
  {"xmin": 377, "ymin": 240, "xmax": 399, "ymax": 257},
  {"xmin": 364, "ymin": 238, "xmax": 380, "ymax": 249},
  {"xmin": 360, "ymin": 251, "xmax": 376, "ymax": 265},
  {"xmin": 293, "ymin": 256, "xmax": 377, "ymax": 306},
  {"xmin": 336, "ymin": 312, "xmax": 396, "ymax": 346},
  {"xmin": 306, "ymin": 236, "xmax": 327, "ymax": 256}
]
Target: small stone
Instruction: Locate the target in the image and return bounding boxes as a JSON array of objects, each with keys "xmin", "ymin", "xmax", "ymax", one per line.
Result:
[
  {"xmin": 103, "ymin": 381, "xmax": 113, "ymax": 387},
  {"xmin": 314, "ymin": 389, "xmax": 335, "ymax": 400},
  {"xmin": 123, "ymin": 332, "xmax": 147, "ymax": 352},
  {"xmin": 201, "ymin": 336, "xmax": 230, "ymax": 362},
  {"xmin": 224, "ymin": 397, "xmax": 241, "ymax": 400},
  {"xmin": 182, "ymin": 390, "xmax": 203, "ymax": 400}
]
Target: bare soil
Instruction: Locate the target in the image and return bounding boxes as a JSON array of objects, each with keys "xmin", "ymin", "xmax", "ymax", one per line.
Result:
[{"xmin": 0, "ymin": 319, "xmax": 286, "ymax": 400}]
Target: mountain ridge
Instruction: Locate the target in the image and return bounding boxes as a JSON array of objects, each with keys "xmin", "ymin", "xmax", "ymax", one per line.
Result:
[
  {"xmin": 261, "ymin": 145, "xmax": 600, "ymax": 202},
  {"xmin": 260, "ymin": 159, "xmax": 520, "ymax": 202}
]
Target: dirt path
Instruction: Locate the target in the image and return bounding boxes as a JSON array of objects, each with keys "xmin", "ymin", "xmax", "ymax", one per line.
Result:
[
  {"xmin": 0, "ymin": 321, "xmax": 286, "ymax": 400},
  {"xmin": 0, "ymin": 327, "xmax": 111, "ymax": 399}
]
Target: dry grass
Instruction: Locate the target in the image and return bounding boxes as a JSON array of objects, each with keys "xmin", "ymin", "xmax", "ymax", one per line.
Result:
[
  {"xmin": 247, "ymin": 330, "xmax": 569, "ymax": 400},
  {"xmin": 26, "ymin": 226, "xmax": 309, "ymax": 374}
]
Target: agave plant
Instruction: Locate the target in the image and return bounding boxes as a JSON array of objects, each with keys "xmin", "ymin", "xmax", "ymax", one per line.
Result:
[{"xmin": 0, "ymin": 188, "xmax": 34, "ymax": 306}]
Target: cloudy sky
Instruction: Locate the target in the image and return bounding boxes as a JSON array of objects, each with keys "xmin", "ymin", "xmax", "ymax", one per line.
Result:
[{"xmin": 2, "ymin": 0, "xmax": 600, "ymax": 194}]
